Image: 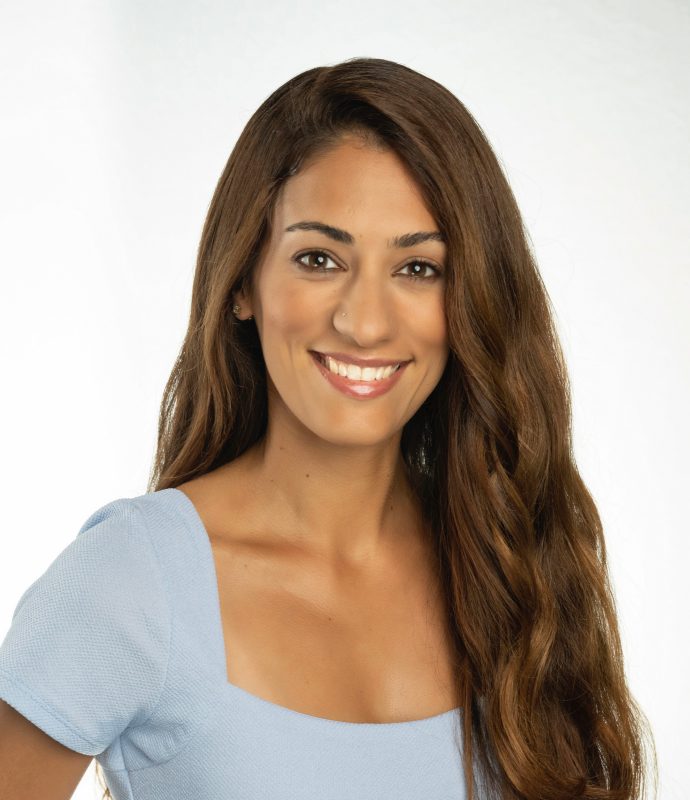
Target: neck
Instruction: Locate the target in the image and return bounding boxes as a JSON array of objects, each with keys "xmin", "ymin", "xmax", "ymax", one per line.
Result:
[{"xmin": 235, "ymin": 411, "xmax": 424, "ymax": 566}]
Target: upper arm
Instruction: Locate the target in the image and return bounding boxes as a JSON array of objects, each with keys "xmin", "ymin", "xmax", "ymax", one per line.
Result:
[{"xmin": 0, "ymin": 699, "xmax": 92, "ymax": 800}]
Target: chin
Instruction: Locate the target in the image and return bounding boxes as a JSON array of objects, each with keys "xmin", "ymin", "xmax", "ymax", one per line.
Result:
[{"xmin": 307, "ymin": 416, "xmax": 402, "ymax": 448}]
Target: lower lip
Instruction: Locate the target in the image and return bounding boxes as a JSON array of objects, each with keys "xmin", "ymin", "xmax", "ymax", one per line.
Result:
[{"xmin": 310, "ymin": 352, "xmax": 410, "ymax": 399}]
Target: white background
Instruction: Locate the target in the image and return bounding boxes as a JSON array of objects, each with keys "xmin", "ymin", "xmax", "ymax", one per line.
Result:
[{"xmin": 1, "ymin": 1, "xmax": 687, "ymax": 797}]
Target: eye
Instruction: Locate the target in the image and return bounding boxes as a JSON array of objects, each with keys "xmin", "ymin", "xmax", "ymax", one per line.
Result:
[
  {"xmin": 293, "ymin": 250, "xmax": 340, "ymax": 273},
  {"xmin": 397, "ymin": 259, "xmax": 443, "ymax": 282}
]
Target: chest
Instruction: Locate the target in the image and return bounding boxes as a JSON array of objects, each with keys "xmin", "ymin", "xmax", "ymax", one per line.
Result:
[{"xmin": 209, "ymin": 537, "xmax": 460, "ymax": 724}]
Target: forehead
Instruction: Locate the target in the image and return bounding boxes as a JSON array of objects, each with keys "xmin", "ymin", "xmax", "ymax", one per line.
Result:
[{"xmin": 272, "ymin": 139, "xmax": 439, "ymax": 234}]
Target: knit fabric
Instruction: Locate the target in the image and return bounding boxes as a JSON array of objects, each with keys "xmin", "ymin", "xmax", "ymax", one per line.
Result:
[{"xmin": 0, "ymin": 488, "xmax": 468, "ymax": 799}]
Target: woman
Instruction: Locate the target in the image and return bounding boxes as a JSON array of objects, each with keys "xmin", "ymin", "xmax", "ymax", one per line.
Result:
[{"xmin": 0, "ymin": 57, "xmax": 654, "ymax": 799}]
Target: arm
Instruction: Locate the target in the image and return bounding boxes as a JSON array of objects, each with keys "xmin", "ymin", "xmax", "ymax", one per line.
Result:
[{"xmin": 0, "ymin": 699, "xmax": 92, "ymax": 800}]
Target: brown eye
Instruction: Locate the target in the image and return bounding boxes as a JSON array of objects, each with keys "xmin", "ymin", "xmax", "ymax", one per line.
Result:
[
  {"xmin": 294, "ymin": 251, "xmax": 339, "ymax": 272},
  {"xmin": 398, "ymin": 260, "xmax": 442, "ymax": 281}
]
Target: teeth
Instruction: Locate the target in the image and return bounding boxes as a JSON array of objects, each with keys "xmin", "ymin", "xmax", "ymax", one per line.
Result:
[{"xmin": 324, "ymin": 355, "xmax": 400, "ymax": 381}]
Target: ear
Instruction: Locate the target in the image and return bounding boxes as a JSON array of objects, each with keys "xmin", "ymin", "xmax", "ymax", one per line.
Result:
[{"xmin": 232, "ymin": 286, "xmax": 254, "ymax": 320}]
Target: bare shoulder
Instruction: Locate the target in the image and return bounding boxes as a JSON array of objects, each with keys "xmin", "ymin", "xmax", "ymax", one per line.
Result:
[{"xmin": 175, "ymin": 459, "xmax": 255, "ymax": 546}]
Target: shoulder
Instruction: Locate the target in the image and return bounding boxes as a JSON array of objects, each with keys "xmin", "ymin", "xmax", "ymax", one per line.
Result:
[
  {"xmin": 11, "ymin": 492, "xmax": 173, "ymax": 629},
  {"xmin": 75, "ymin": 489, "xmax": 195, "ymax": 566},
  {"xmin": 77, "ymin": 489, "xmax": 177, "ymax": 541},
  {"xmin": 71, "ymin": 494, "xmax": 162, "ymax": 587},
  {"xmin": 175, "ymin": 461, "xmax": 259, "ymax": 547}
]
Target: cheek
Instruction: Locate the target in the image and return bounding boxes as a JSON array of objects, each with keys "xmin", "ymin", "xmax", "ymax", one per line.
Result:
[
  {"xmin": 258, "ymin": 276, "xmax": 322, "ymax": 367},
  {"xmin": 260, "ymin": 272, "xmax": 315, "ymax": 332},
  {"xmin": 409, "ymin": 293, "xmax": 448, "ymax": 353}
]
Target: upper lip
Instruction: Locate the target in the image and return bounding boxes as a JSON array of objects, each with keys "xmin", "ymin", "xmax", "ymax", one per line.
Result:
[{"xmin": 311, "ymin": 351, "xmax": 411, "ymax": 368}]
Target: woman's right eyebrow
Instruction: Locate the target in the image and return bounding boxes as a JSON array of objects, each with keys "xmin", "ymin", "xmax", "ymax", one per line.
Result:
[{"xmin": 284, "ymin": 220, "xmax": 446, "ymax": 248}]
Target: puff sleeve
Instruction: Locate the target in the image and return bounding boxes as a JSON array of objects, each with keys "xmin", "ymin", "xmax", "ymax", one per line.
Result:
[{"xmin": 0, "ymin": 497, "xmax": 170, "ymax": 756}]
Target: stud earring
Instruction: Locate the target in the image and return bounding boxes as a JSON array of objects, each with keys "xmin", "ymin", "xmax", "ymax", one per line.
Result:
[{"xmin": 232, "ymin": 303, "xmax": 253, "ymax": 321}]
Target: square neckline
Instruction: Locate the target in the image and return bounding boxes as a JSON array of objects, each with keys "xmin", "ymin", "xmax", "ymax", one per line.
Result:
[{"xmin": 163, "ymin": 486, "xmax": 462, "ymax": 729}]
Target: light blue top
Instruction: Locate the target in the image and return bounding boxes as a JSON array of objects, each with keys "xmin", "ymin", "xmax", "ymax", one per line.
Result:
[{"xmin": 0, "ymin": 488, "xmax": 467, "ymax": 799}]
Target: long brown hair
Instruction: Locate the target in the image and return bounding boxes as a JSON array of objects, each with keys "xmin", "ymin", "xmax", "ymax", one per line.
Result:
[{"xmin": 98, "ymin": 57, "xmax": 656, "ymax": 799}]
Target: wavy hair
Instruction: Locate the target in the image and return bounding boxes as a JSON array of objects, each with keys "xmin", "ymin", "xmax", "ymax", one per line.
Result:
[{"xmin": 97, "ymin": 57, "xmax": 655, "ymax": 799}]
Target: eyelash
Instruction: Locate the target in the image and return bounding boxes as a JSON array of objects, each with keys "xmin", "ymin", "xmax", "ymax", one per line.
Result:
[{"xmin": 293, "ymin": 250, "xmax": 443, "ymax": 282}]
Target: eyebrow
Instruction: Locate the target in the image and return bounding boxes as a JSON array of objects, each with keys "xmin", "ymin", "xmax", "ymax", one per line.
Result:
[{"xmin": 284, "ymin": 220, "xmax": 446, "ymax": 248}]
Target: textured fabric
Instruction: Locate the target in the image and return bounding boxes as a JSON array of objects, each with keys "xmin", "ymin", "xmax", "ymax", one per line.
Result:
[{"xmin": 0, "ymin": 488, "xmax": 468, "ymax": 799}]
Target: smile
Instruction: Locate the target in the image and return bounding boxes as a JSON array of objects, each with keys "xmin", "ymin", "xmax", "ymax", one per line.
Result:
[
  {"xmin": 316, "ymin": 353, "xmax": 401, "ymax": 381},
  {"xmin": 309, "ymin": 351, "xmax": 410, "ymax": 399}
]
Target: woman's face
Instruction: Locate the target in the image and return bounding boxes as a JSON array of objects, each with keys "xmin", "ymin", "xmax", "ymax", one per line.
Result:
[{"xmin": 237, "ymin": 136, "xmax": 449, "ymax": 446}]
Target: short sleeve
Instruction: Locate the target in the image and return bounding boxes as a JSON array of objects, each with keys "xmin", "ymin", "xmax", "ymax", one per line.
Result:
[{"xmin": 0, "ymin": 497, "xmax": 171, "ymax": 756}]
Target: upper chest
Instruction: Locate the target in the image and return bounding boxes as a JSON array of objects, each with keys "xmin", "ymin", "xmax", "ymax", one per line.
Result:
[{"xmin": 208, "ymin": 528, "xmax": 460, "ymax": 724}]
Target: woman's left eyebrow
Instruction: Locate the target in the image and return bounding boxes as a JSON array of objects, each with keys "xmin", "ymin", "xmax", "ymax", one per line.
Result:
[{"xmin": 284, "ymin": 220, "xmax": 446, "ymax": 248}]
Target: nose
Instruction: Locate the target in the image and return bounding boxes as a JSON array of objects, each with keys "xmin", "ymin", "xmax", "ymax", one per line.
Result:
[{"xmin": 332, "ymin": 264, "xmax": 397, "ymax": 347}]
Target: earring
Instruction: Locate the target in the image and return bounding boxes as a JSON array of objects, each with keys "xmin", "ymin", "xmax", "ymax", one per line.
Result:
[{"xmin": 232, "ymin": 303, "xmax": 254, "ymax": 321}]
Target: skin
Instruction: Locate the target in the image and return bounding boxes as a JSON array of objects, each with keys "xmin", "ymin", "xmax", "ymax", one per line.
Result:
[
  {"xmin": 178, "ymin": 135, "xmax": 458, "ymax": 722},
  {"xmin": 230, "ymin": 134, "xmax": 450, "ymax": 564},
  {"xmin": 0, "ymin": 700, "xmax": 93, "ymax": 799}
]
